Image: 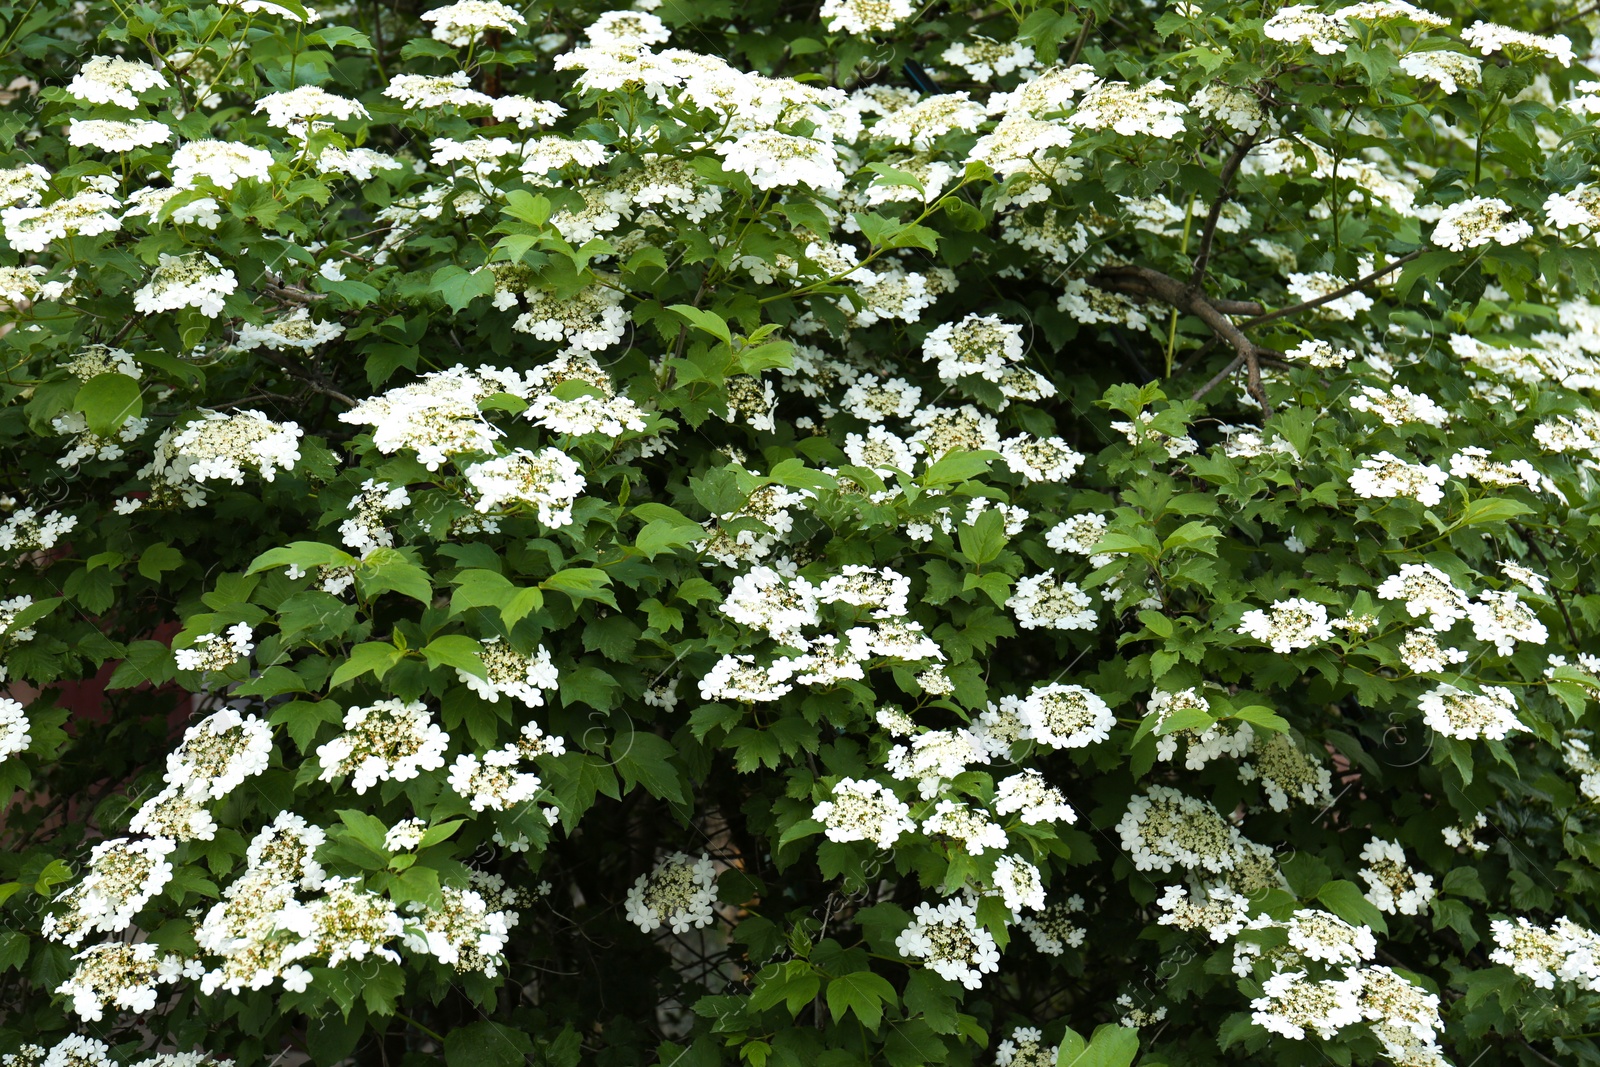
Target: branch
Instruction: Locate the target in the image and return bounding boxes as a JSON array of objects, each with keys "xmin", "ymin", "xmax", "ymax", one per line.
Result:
[
  {"xmin": 1240, "ymin": 250, "xmax": 1424, "ymax": 330},
  {"xmin": 259, "ymin": 351, "xmax": 356, "ymax": 407},
  {"xmin": 1089, "ymin": 263, "xmax": 1282, "ymax": 412},
  {"xmin": 1190, "ymin": 130, "xmax": 1259, "ymax": 285}
]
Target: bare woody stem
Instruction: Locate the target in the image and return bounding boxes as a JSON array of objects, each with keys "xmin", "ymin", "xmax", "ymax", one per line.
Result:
[
  {"xmin": 1190, "ymin": 130, "xmax": 1259, "ymax": 286},
  {"xmin": 1239, "ymin": 250, "xmax": 1425, "ymax": 330},
  {"xmin": 1088, "ymin": 263, "xmax": 1283, "ymax": 413}
]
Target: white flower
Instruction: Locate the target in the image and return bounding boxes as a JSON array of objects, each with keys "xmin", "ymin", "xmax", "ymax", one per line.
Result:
[
  {"xmin": 1008, "ymin": 573, "xmax": 1096, "ymax": 631},
  {"xmin": 421, "ymin": 0, "xmax": 527, "ymax": 47},
  {"xmin": 625, "ymin": 852, "xmax": 717, "ymax": 933},
  {"xmin": 66, "ymin": 118, "xmax": 172, "ymax": 152},
  {"xmin": 1460, "ymin": 21, "xmax": 1573, "ymax": 65},
  {"xmin": 0, "ymin": 697, "xmax": 30, "ymax": 761},
  {"xmin": 1418, "ymin": 684, "xmax": 1525, "ymax": 741},
  {"xmin": 1348, "ymin": 451, "xmax": 1448, "ymax": 507},
  {"xmin": 67, "ymin": 56, "xmax": 169, "ymax": 108},
  {"xmin": 1068, "ymin": 78, "xmax": 1187, "ymax": 138},
  {"xmin": 1116, "ymin": 786, "xmax": 1243, "ymax": 873},
  {"xmin": 253, "ymin": 85, "xmax": 368, "ymax": 136},
  {"xmin": 993, "ymin": 855, "xmax": 1046, "ymax": 913},
  {"xmin": 171, "ymin": 141, "xmax": 274, "ymax": 190},
  {"xmin": 994, "ymin": 770, "xmax": 1076, "ymax": 825},
  {"xmin": 922, "ymin": 800, "xmax": 1009, "ymax": 855},
  {"xmin": 1376, "ymin": 563, "xmax": 1471, "ymax": 629},
  {"xmin": 1466, "ymin": 590, "xmax": 1548, "ymax": 655},
  {"xmin": 1263, "ymin": 5, "xmax": 1351, "ymax": 54},
  {"xmin": 820, "ymin": 0, "xmax": 915, "ymax": 33},
  {"xmin": 316, "ymin": 699, "xmax": 450, "ymax": 793},
  {"xmin": 1236, "ymin": 597, "xmax": 1334, "ymax": 653},
  {"xmin": 713, "ymin": 130, "xmax": 846, "ymax": 193},
  {"xmin": 132, "ymin": 252, "xmax": 237, "ymax": 317},
  {"xmin": 1019, "ymin": 683, "xmax": 1113, "ymax": 749},
  {"xmin": 1398, "ymin": 49, "xmax": 1482, "ymax": 94},
  {"xmin": 447, "ymin": 747, "xmax": 542, "ymax": 812},
  {"xmin": 164, "ymin": 707, "xmax": 272, "ymax": 801},
  {"xmin": 814, "ymin": 777, "xmax": 915, "ymax": 848},
  {"xmin": 1358, "ymin": 838, "xmax": 1435, "ymax": 915},
  {"xmin": 1432, "ymin": 197, "xmax": 1533, "ymax": 252},
  {"xmin": 463, "ymin": 448, "xmax": 586, "ymax": 527},
  {"xmin": 457, "ymin": 639, "xmax": 561, "ymax": 708},
  {"xmin": 895, "ymin": 898, "xmax": 1001, "ymax": 989}
]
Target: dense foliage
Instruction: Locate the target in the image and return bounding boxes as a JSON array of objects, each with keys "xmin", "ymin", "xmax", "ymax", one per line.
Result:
[{"xmin": 7, "ymin": 0, "xmax": 1600, "ymax": 1064}]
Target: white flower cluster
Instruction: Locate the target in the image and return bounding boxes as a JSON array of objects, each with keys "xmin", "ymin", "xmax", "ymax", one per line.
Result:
[
  {"xmin": 624, "ymin": 852, "xmax": 717, "ymax": 934},
  {"xmin": 1348, "ymin": 452, "xmax": 1448, "ymax": 507},
  {"xmin": 58, "ymin": 942, "xmax": 201, "ymax": 1022},
  {"xmin": 401, "ymin": 885, "xmax": 517, "ymax": 978},
  {"xmin": 895, "ymin": 897, "xmax": 1001, "ymax": 989},
  {"xmin": 0, "ymin": 697, "xmax": 31, "ymax": 762},
  {"xmin": 315, "ymin": 699, "xmax": 450, "ymax": 793},
  {"xmin": 1237, "ymin": 732, "xmax": 1334, "ymax": 812},
  {"xmin": 132, "ymin": 252, "xmax": 237, "ymax": 317},
  {"xmin": 921, "ymin": 800, "xmax": 1009, "ymax": 856},
  {"xmin": 1431, "ymin": 197, "xmax": 1533, "ymax": 252},
  {"xmin": 0, "ymin": 508, "xmax": 78, "ymax": 552},
  {"xmin": 1357, "ymin": 838, "xmax": 1436, "ymax": 915},
  {"xmin": 1236, "ymin": 597, "xmax": 1334, "ymax": 653},
  {"xmin": 820, "ymin": 0, "xmax": 914, "ymax": 34},
  {"xmin": 1017, "ymin": 683, "xmax": 1114, "ymax": 749},
  {"xmin": 457, "ymin": 639, "xmax": 561, "ymax": 708},
  {"xmin": 1417, "ymin": 683, "xmax": 1525, "ymax": 741},
  {"xmin": 813, "ymin": 777, "xmax": 916, "ymax": 848},
  {"xmin": 174, "ymin": 623, "xmax": 255, "ymax": 672},
  {"xmin": 463, "ymin": 447, "xmax": 585, "ymax": 527},
  {"xmin": 1116, "ymin": 786, "xmax": 1246, "ymax": 874},
  {"xmin": 235, "ymin": 309, "xmax": 345, "ymax": 351},
  {"xmin": 1490, "ymin": 915, "xmax": 1600, "ymax": 991},
  {"xmin": 43, "ymin": 837, "xmax": 177, "ymax": 947},
  {"xmin": 994, "ymin": 769, "xmax": 1076, "ymax": 825},
  {"xmin": 1008, "ymin": 573, "xmax": 1096, "ymax": 630},
  {"xmin": 420, "ymin": 0, "xmax": 526, "ymax": 47}
]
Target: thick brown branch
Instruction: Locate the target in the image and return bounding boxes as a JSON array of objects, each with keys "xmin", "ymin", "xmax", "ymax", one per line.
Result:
[
  {"xmin": 1090, "ymin": 264, "xmax": 1281, "ymax": 412},
  {"xmin": 1240, "ymin": 250, "xmax": 1424, "ymax": 330},
  {"xmin": 1190, "ymin": 130, "xmax": 1258, "ymax": 285}
]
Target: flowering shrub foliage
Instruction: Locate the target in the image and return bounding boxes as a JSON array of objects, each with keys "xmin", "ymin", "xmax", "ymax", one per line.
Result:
[{"xmin": 6, "ymin": 0, "xmax": 1600, "ymax": 1063}]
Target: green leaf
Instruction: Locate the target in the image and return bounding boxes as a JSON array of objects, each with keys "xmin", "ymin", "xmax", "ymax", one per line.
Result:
[
  {"xmin": 1316, "ymin": 879, "xmax": 1389, "ymax": 936},
  {"xmin": 666, "ymin": 304, "xmax": 732, "ymax": 345},
  {"xmin": 612, "ymin": 731, "xmax": 687, "ymax": 803},
  {"xmin": 357, "ymin": 555, "xmax": 433, "ymax": 604},
  {"xmin": 1231, "ymin": 705, "xmax": 1290, "ymax": 732},
  {"xmin": 503, "ymin": 190, "xmax": 552, "ymax": 226},
  {"xmin": 1455, "ymin": 497, "xmax": 1534, "ymax": 528},
  {"xmin": 636, "ymin": 519, "xmax": 704, "ymax": 559},
  {"xmin": 958, "ymin": 508, "xmax": 1008, "ymax": 566},
  {"xmin": 74, "ymin": 372, "xmax": 142, "ymax": 437},
  {"xmin": 330, "ymin": 642, "xmax": 403, "ymax": 688},
  {"xmin": 1057, "ymin": 1024, "xmax": 1138, "ymax": 1067},
  {"xmin": 542, "ymin": 567, "xmax": 618, "ymax": 609},
  {"xmin": 247, "ymin": 541, "xmax": 356, "ymax": 575},
  {"xmin": 137, "ymin": 542, "xmax": 185, "ymax": 581},
  {"xmin": 826, "ymin": 970, "xmax": 895, "ymax": 1029},
  {"xmin": 445, "ymin": 1021, "xmax": 535, "ymax": 1067},
  {"xmin": 421, "ymin": 634, "xmax": 488, "ymax": 680},
  {"xmin": 430, "ymin": 264, "xmax": 497, "ymax": 313},
  {"xmin": 920, "ymin": 450, "xmax": 997, "ymax": 487}
]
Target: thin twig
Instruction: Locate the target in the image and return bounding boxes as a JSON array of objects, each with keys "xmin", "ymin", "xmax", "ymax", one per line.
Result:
[
  {"xmin": 1190, "ymin": 130, "xmax": 1259, "ymax": 285},
  {"xmin": 1240, "ymin": 250, "xmax": 1424, "ymax": 330},
  {"xmin": 259, "ymin": 351, "xmax": 356, "ymax": 406}
]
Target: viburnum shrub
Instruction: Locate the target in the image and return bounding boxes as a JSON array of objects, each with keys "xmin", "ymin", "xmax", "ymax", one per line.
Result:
[{"xmin": 8, "ymin": 0, "xmax": 1600, "ymax": 1064}]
